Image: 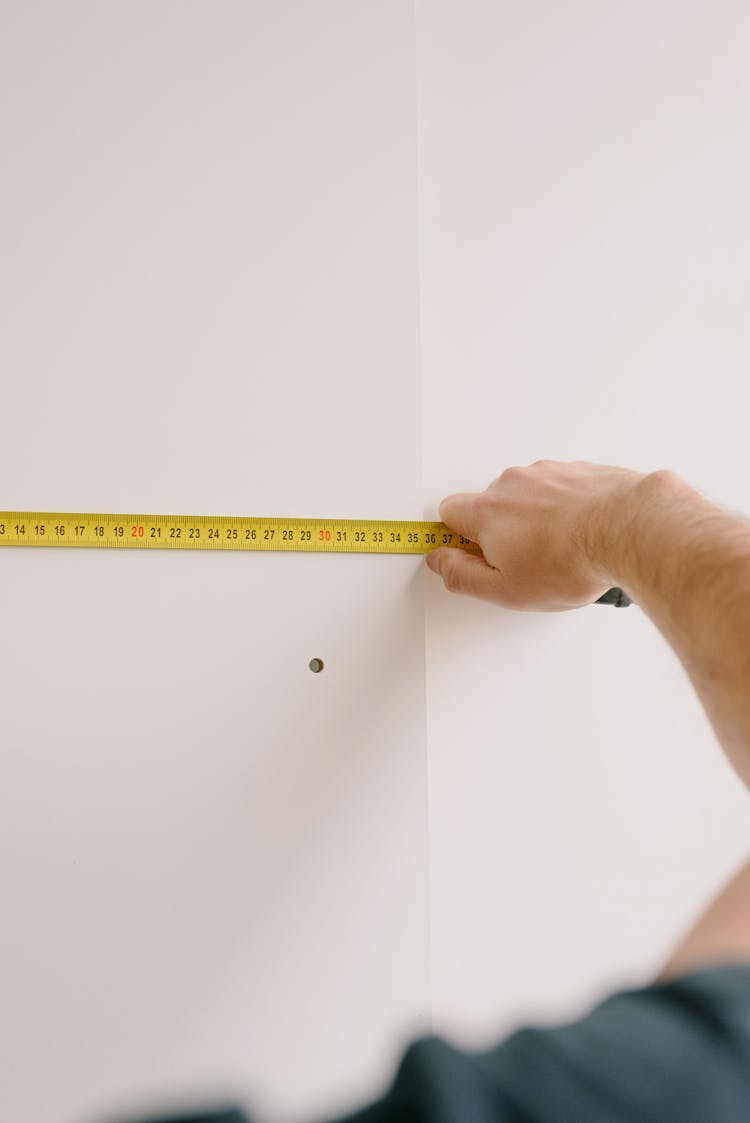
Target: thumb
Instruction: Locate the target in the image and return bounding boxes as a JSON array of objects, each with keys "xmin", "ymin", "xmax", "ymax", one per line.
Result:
[{"xmin": 426, "ymin": 546, "xmax": 501, "ymax": 600}]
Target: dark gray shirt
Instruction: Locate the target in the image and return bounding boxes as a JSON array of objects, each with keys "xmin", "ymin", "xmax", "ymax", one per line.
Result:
[{"xmin": 112, "ymin": 961, "xmax": 750, "ymax": 1123}]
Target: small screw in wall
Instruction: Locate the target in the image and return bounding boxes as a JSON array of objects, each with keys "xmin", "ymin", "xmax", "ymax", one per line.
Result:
[{"xmin": 309, "ymin": 657, "xmax": 325, "ymax": 673}]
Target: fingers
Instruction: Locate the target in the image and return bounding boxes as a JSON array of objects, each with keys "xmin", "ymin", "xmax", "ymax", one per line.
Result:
[
  {"xmin": 426, "ymin": 546, "xmax": 503, "ymax": 603},
  {"xmin": 438, "ymin": 492, "xmax": 483, "ymax": 542}
]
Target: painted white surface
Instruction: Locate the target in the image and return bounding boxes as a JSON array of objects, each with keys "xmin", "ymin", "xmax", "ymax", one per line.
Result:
[
  {"xmin": 418, "ymin": 0, "xmax": 750, "ymax": 1041},
  {"xmin": 0, "ymin": 4, "xmax": 429, "ymax": 1122}
]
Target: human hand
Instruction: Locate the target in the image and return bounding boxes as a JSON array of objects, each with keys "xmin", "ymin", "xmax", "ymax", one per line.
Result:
[{"xmin": 426, "ymin": 459, "xmax": 647, "ymax": 611}]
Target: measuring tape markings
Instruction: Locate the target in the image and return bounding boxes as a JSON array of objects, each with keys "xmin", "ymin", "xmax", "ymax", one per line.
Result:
[{"xmin": 0, "ymin": 513, "xmax": 480, "ymax": 555}]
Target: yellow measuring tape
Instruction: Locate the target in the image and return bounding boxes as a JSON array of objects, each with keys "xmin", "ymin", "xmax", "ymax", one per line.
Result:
[
  {"xmin": 0, "ymin": 512, "xmax": 480, "ymax": 555},
  {"xmin": 0, "ymin": 510, "xmax": 629, "ymax": 604}
]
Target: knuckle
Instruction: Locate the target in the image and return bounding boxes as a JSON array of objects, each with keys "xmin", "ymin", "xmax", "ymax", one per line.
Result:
[
  {"xmin": 500, "ymin": 465, "xmax": 525, "ymax": 481},
  {"xmin": 650, "ymin": 468, "xmax": 681, "ymax": 489},
  {"xmin": 644, "ymin": 468, "xmax": 685, "ymax": 504}
]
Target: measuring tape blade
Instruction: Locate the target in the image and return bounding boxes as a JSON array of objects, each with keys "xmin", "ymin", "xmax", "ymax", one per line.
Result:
[
  {"xmin": 0, "ymin": 513, "xmax": 479, "ymax": 555},
  {"xmin": 0, "ymin": 511, "xmax": 628, "ymax": 604}
]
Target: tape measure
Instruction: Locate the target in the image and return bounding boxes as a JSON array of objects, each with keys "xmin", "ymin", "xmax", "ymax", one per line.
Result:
[
  {"xmin": 0, "ymin": 511, "xmax": 477, "ymax": 554},
  {"xmin": 0, "ymin": 511, "xmax": 629, "ymax": 605}
]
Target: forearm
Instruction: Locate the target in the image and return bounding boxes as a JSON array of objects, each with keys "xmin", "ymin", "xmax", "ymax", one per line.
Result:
[{"xmin": 593, "ymin": 470, "xmax": 750, "ymax": 792}]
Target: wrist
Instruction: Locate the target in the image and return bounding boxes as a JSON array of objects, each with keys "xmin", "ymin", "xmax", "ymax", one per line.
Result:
[{"xmin": 584, "ymin": 469, "xmax": 681, "ymax": 591}]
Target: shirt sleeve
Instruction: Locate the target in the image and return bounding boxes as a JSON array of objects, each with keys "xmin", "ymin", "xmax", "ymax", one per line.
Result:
[
  {"xmin": 328, "ymin": 961, "xmax": 750, "ymax": 1123},
  {"xmin": 112, "ymin": 962, "xmax": 750, "ymax": 1123}
]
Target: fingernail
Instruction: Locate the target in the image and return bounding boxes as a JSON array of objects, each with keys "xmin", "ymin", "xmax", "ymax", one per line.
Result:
[{"xmin": 426, "ymin": 550, "xmax": 440, "ymax": 573}]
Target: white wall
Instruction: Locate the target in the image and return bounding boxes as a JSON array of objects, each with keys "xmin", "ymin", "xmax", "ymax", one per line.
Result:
[
  {"xmin": 0, "ymin": 4, "xmax": 429, "ymax": 1122},
  {"xmin": 418, "ymin": 0, "xmax": 750, "ymax": 1041}
]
